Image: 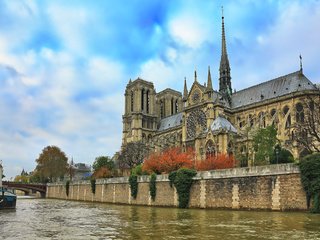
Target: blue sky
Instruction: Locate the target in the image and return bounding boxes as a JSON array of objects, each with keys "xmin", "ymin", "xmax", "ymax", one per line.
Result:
[{"xmin": 1, "ymin": 0, "xmax": 319, "ymax": 179}]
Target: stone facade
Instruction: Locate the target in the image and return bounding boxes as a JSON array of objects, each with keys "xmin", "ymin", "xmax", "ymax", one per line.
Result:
[
  {"xmin": 47, "ymin": 164, "xmax": 308, "ymax": 211},
  {"xmin": 121, "ymin": 13, "xmax": 320, "ymax": 163}
]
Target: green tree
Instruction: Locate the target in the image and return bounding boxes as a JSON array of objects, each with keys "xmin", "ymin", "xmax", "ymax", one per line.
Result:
[
  {"xmin": 299, "ymin": 153, "xmax": 320, "ymax": 212},
  {"xmin": 270, "ymin": 145, "xmax": 294, "ymax": 164},
  {"xmin": 252, "ymin": 125, "xmax": 278, "ymax": 166},
  {"xmin": 92, "ymin": 156, "xmax": 114, "ymax": 172},
  {"xmin": 35, "ymin": 146, "xmax": 68, "ymax": 182}
]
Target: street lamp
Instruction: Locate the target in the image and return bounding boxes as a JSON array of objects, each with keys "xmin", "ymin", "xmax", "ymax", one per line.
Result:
[{"xmin": 275, "ymin": 145, "xmax": 280, "ymax": 165}]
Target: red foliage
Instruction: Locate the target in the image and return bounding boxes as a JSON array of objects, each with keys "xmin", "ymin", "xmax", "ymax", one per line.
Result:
[
  {"xmin": 142, "ymin": 147, "xmax": 195, "ymax": 174},
  {"xmin": 92, "ymin": 167, "xmax": 113, "ymax": 179},
  {"xmin": 195, "ymin": 154, "xmax": 237, "ymax": 171}
]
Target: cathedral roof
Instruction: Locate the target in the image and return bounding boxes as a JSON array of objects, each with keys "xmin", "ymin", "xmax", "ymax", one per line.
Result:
[
  {"xmin": 231, "ymin": 71, "xmax": 317, "ymax": 109},
  {"xmin": 158, "ymin": 112, "xmax": 183, "ymax": 131},
  {"xmin": 210, "ymin": 116, "xmax": 237, "ymax": 134}
]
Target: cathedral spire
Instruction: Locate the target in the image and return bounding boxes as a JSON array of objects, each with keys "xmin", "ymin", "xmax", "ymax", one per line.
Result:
[
  {"xmin": 194, "ymin": 69, "xmax": 198, "ymax": 82},
  {"xmin": 206, "ymin": 66, "xmax": 213, "ymax": 92},
  {"xmin": 219, "ymin": 6, "xmax": 232, "ymax": 100},
  {"xmin": 183, "ymin": 77, "xmax": 188, "ymax": 102}
]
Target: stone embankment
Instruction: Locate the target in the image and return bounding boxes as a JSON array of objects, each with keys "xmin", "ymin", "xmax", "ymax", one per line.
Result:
[{"xmin": 47, "ymin": 163, "xmax": 307, "ymax": 211}]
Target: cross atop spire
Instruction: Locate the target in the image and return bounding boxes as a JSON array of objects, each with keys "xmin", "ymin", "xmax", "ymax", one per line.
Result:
[{"xmin": 299, "ymin": 54, "xmax": 303, "ymax": 73}]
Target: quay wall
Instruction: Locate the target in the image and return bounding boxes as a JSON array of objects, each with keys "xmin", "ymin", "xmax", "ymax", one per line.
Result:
[{"xmin": 46, "ymin": 164, "xmax": 308, "ymax": 211}]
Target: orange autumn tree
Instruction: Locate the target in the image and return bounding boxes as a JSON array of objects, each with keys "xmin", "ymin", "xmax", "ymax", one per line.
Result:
[
  {"xmin": 195, "ymin": 153, "xmax": 237, "ymax": 171},
  {"xmin": 142, "ymin": 147, "xmax": 195, "ymax": 174}
]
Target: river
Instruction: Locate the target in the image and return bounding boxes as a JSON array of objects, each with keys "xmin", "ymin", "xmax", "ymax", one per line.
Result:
[{"xmin": 0, "ymin": 198, "xmax": 319, "ymax": 240}]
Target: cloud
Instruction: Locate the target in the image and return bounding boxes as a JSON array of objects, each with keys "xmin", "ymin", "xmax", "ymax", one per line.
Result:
[{"xmin": 0, "ymin": 0, "xmax": 319, "ymax": 179}]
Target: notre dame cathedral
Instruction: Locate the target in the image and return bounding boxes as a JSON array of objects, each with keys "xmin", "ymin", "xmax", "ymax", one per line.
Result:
[{"xmin": 122, "ymin": 13, "xmax": 320, "ymax": 165}]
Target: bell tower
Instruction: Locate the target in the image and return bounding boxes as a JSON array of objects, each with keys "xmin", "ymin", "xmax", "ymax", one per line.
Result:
[{"xmin": 122, "ymin": 78, "xmax": 157, "ymax": 146}]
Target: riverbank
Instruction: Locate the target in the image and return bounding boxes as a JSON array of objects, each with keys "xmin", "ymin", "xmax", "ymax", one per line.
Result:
[{"xmin": 47, "ymin": 163, "xmax": 308, "ymax": 211}]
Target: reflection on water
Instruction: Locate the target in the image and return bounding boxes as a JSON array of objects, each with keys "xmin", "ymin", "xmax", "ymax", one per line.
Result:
[{"xmin": 0, "ymin": 199, "xmax": 319, "ymax": 240}]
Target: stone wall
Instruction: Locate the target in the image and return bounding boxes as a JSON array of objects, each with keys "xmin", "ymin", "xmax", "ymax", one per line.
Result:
[{"xmin": 46, "ymin": 164, "xmax": 308, "ymax": 211}]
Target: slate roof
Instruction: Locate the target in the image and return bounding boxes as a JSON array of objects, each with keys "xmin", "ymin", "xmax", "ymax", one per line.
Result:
[
  {"xmin": 210, "ymin": 116, "xmax": 237, "ymax": 133},
  {"xmin": 158, "ymin": 112, "xmax": 183, "ymax": 131},
  {"xmin": 231, "ymin": 71, "xmax": 317, "ymax": 108}
]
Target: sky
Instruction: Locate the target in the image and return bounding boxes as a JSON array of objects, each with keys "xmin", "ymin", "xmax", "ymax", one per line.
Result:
[{"xmin": 0, "ymin": 0, "xmax": 319, "ymax": 179}]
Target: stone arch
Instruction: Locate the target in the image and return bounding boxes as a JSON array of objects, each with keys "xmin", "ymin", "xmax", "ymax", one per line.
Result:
[{"xmin": 205, "ymin": 140, "xmax": 215, "ymax": 158}]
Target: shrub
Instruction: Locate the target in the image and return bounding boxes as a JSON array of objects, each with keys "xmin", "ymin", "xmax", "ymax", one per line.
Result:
[
  {"xmin": 149, "ymin": 173, "xmax": 157, "ymax": 201},
  {"xmin": 92, "ymin": 166, "xmax": 113, "ymax": 179},
  {"xmin": 129, "ymin": 174, "xmax": 138, "ymax": 199},
  {"xmin": 131, "ymin": 164, "xmax": 148, "ymax": 176},
  {"xmin": 299, "ymin": 153, "xmax": 320, "ymax": 213},
  {"xmin": 65, "ymin": 180, "xmax": 70, "ymax": 197},
  {"xmin": 195, "ymin": 154, "xmax": 237, "ymax": 171},
  {"xmin": 143, "ymin": 147, "xmax": 195, "ymax": 174},
  {"xmin": 169, "ymin": 168, "xmax": 197, "ymax": 208},
  {"xmin": 90, "ymin": 178, "xmax": 96, "ymax": 194}
]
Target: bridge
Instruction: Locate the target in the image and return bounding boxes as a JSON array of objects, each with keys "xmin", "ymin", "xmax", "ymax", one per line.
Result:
[{"xmin": 2, "ymin": 181, "xmax": 47, "ymax": 198}]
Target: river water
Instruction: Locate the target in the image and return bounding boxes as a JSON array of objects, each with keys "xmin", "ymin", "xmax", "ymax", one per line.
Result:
[{"xmin": 0, "ymin": 198, "xmax": 319, "ymax": 240}]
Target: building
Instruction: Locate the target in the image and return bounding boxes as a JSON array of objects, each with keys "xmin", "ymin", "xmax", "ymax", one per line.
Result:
[{"xmin": 122, "ymin": 13, "xmax": 320, "ymax": 165}]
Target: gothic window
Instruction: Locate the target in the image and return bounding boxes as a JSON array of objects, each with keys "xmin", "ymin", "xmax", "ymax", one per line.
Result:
[
  {"xmin": 141, "ymin": 89, "xmax": 145, "ymax": 111},
  {"xmin": 283, "ymin": 106, "xmax": 289, "ymax": 116},
  {"xmin": 270, "ymin": 108, "xmax": 277, "ymax": 126},
  {"xmin": 308, "ymin": 100, "xmax": 315, "ymax": 111},
  {"xmin": 146, "ymin": 90, "xmax": 150, "ymax": 114},
  {"xmin": 186, "ymin": 109, "xmax": 207, "ymax": 139},
  {"xmin": 131, "ymin": 91, "xmax": 134, "ymax": 112},
  {"xmin": 258, "ymin": 112, "xmax": 266, "ymax": 128},
  {"xmin": 206, "ymin": 140, "xmax": 215, "ymax": 158},
  {"xmin": 248, "ymin": 114, "xmax": 254, "ymax": 127},
  {"xmin": 148, "ymin": 134, "xmax": 152, "ymax": 142},
  {"xmin": 175, "ymin": 99, "xmax": 179, "ymax": 113},
  {"xmin": 160, "ymin": 100, "xmax": 164, "ymax": 118},
  {"xmin": 142, "ymin": 133, "xmax": 146, "ymax": 143},
  {"xmin": 296, "ymin": 102, "xmax": 304, "ymax": 123},
  {"xmin": 171, "ymin": 98, "xmax": 174, "ymax": 115},
  {"xmin": 285, "ymin": 114, "xmax": 291, "ymax": 129}
]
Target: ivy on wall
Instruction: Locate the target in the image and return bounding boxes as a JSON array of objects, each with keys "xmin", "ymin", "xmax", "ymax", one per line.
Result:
[
  {"xmin": 129, "ymin": 174, "xmax": 138, "ymax": 199},
  {"xmin": 90, "ymin": 179, "xmax": 96, "ymax": 194},
  {"xmin": 299, "ymin": 153, "xmax": 320, "ymax": 213},
  {"xmin": 169, "ymin": 168, "xmax": 197, "ymax": 208},
  {"xmin": 65, "ymin": 180, "xmax": 70, "ymax": 197},
  {"xmin": 149, "ymin": 173, "xmax": 157, "ymax": 201}
]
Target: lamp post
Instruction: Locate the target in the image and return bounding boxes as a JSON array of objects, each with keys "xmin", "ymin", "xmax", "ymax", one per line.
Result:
[{"xmin": 275, "ymin": 146, "xmax": 280, "ymax": 165}]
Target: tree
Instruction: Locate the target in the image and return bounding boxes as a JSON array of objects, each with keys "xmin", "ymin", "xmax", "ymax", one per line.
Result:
[
  {"xmin": 195, "ymin": 153, "xmax": 237, "ymax": 171},
  {"xmin": 252, "ymin": 125, "xmax": 278, "ymax": 166},
  {"xmin": 118, "ymin": 141, "xmax": 149, "ymax": 170},
  {"xmin": 142, "ymin": 147, "xmax": 194, "ymax": 174},
  {"xmin": 269, "ymin": 145, "xmax": 294, "ymax": 164},
  {"xmin": 299, "ymin": 153, "xmax": 320, "ymax": 212},
  {"xmin": 35, "ymin": 146, "xmax": 68, "ymax": 182},
  {"xmin": 293, "ymin": 97, "xmax": 320, "ymax": 154},
  {"xmin": 92, "ymin": 156, "xmax": 114, "ymax": 172}
]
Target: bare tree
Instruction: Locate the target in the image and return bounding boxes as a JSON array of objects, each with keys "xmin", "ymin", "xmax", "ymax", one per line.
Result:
[
  {"xmin": 293, "ymin": 95, "xmax": 320, "ymax": 154},
  {"xmin": 118, "ymin": 141, "xmax": 149, "ymax": 170}
]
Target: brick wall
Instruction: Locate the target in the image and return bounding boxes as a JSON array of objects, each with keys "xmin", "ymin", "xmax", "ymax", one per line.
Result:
[{"xmin": 46, "ymin": 163, "xmax": 308, "ymax": 211}]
